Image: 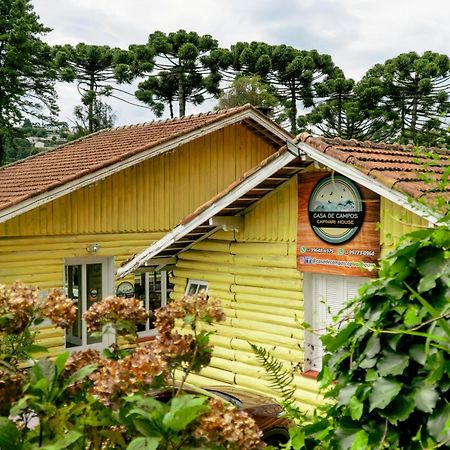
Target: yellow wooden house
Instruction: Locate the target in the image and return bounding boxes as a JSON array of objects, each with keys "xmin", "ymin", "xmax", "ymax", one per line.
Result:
[{"xmin": 0, "ymin": 105, "xmax": 446, "ymax": 411}]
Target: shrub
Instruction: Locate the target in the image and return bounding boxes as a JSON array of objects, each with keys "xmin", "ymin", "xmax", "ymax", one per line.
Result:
[
  {"xmin": 281, "ymin": 223, "xmax": 450, "ymax": 449},
  {"xmin": 0, "ymin": 288, "xmax": 266, "ymax": 449}
]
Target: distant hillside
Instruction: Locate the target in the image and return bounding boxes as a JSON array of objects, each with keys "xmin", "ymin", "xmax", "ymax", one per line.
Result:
[{"xmin": 4, "ymin": 119, "xmax": 71, "ymax": 165}]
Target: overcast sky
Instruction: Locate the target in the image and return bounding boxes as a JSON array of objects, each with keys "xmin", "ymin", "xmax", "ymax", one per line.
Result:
[{"xmin": 33, "ymin": 0, "xmax": 450, "ymax": 126}]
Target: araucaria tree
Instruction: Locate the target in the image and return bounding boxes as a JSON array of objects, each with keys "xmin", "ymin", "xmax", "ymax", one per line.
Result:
[
  {"xmin": 0, "ymin": 0, "xmax": 57, "ymax": 164},
  {"xmin": 361, "ymin": 51, "xmax": 450, "ymax": 145},
  {"xmin": 54, "ymin": 43, "xmax": 129, "ymax": 133},
  {"xmin": 298, "ymin": 70, "xmax": 393, "ymax": 141},
  {"xmin": 133, "ymin": 30, "xmax": 229, "ymax": 118},
  {"xmin": 229, "ymin": 42, "xmax": 336, "ymax": 134}
]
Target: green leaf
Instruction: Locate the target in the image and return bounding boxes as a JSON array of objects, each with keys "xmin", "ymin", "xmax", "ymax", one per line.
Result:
[
  {"xmin": 359, "ymin": 357, "xmax": 377, "ymax": 369},
  {"xmin": 127, "ymin": 437, "xmax": 161, "ymax": 450},
  {"xmin": 416, "ymin": 246, "xmax": 448, "ymax": 280},
  {"xmin": 427, "ymin": 404, "xmax": 450, "ymax": 443},
  {"xmin": 337, "ymin": 384, "xmax": 358, "ymax": 406},
  {"xmin": 54, "ymin": 352, "xmax": 70, "ymax": 376},
  {"xmin": 23, "ymin": 344, "xmax": 48, "ymax": 354},
  {"xmin": 41, "ymin": 430, "xmax": 82, "ymax": 450},
  {"xmin": 288, "ymin": 427, "xmax": 305, "ymax": 449},
  {"xmin": 335, "ymin": 422, "xmax": 364, "ymax": 450},
  {"xmin": 369, "ymin": 378, "xmax": 402, "ymax": 411},
  {"xmin": 404, "ymin": 305, "xmax": 422, "ymax": 327},
  {"xmin": 0, "ymin": 417, "xmax": 21, "ymax": 450},
  {"xmin": 364, "ymin": 335, "xmax": 380, "ymax": 359},
  {"xmin": 409, "ymin": 344, "xmax": 427, "ymax": 365},
  {"xmin": 383, "ymin": 279, "xmax": 406, "ymax": 299},
  {"xmin": 66, "ymin": 364, "xmax": 97, "ymax": 386},
  {"xmin": 321, "ymin": 322, "xmax": 359, "ymax": 353},
  {"xmin": 349, "ymin": 395, "xmax": 364, "ymax": 421},
  {"xmin": 350, "ymin": 430, "xmax": 369, "ymax": 450},
  {"xmin": 365, "ymin": 369, "xmax": 378, "ymax": 382},
  {"xmin": 418, "ymin": 273, "xmax": 438, "ymax": 293},
  {"xmin": 163, "ymin": 395, "xmax": 209, "ymax": 432},
  {"xmin": 413, "ymin": 385, "xmax": 439, "ymax": 413},
  {"xmin": 377, "ymin": 352, "xmax": 409, "ymax": 376},
  {"xmin": 379, "ymin": 394, "xmax": 415, "ymax": 424}
]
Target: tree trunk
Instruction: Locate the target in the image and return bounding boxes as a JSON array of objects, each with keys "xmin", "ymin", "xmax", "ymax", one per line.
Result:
[
  {"xmin": 88, "ymin": 74, "xmax": 95, "ymax": 133},
  {"xmin": 0, "ymin": 136, "xmax": 5, "ymax": 166},
  {"xmin": 178, "ymin": 77, "xmax": 186, "ymax": 117},
  {"xmin": 290, "ymin": 83, "xmax": 297, "ymax": 135},
  {"xmin": 410, "ymin": 97, "xmax": 418, "ymax": 140}
]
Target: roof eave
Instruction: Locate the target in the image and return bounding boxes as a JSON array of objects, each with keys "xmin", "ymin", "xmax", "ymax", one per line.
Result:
[
  {"xmin": 117, "ymin": 148, "xmax": 300, "ymax": 278},
  {"xmin": 297, "ymin": 141, "xmax": 441, "ymax": 224}
]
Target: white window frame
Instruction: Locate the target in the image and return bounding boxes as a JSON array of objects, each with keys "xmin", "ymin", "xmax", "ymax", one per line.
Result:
[
  {"xmin": 303, "ymin": 273, "xmax": 369, "ymax": 372},
  {"xmin": 185, "ymin": 279, "xmax": 208, "ymax": 296},
  {"xmin": 64, "ymin": 256, "xmax": 114, "ymax": 351},
  {"xmin": 137, "ymin": 270, "xmax": 169, "ymax": 337}
]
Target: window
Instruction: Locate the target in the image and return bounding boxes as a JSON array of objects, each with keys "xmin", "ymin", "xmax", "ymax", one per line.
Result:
[
  {"xmin": 185, "ymin": 279, "xmax": 208, "ymax": 296},
  {"xmin": 303, "ymin": 273, "xmax": 369, "ymax": 372},
  {"xmin": 134, "ymin": 271, "xmax": 172, "ymax": 335},
  {"xmin": 65, "ymin": 257, "xmax": 114, "ymax": 349}
]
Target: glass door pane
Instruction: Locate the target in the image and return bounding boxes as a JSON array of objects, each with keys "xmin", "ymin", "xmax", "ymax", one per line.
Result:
[
  {"xmin": 65, "ymin": 260, "xmax": 108, "ymax": 348},
  {"xmin": 86, "ymin": 263, "xmax": 102, "ymax": 345},
  {"xmin": 65, "ymin": 265, "xmax": 82, "ymax": 347}
]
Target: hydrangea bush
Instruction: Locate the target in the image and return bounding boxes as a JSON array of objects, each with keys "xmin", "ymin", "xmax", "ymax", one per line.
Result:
[{"xmin": 0, "ymin": 287, "xmax": 266, "ymax": 449}]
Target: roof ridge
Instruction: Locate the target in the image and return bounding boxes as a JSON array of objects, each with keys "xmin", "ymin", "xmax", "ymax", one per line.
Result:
[
  {"xmin": 105, "ymin": 104, "xmax": 254, "ymax": 132},
  {"xmin": 0, "ymin": 106, "xmax": 259, "ymax": 172}
]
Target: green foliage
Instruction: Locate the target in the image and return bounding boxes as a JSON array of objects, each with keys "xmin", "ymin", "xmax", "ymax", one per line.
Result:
[
  {"xmin": 0, "ymin": 0, "xmax": 57, "ymax": 164},
  {"xmin": 229, "ymin": 42, "xmax": 336, "ymax": 134},
  {"xmin": 250, "ymin": 343, "xmax": 296, "ymax": 405},
  {"xmin": 71, "ymin": 100, "xmax": 116, "ymax": 138},
  {"xmin": 298, "ymin": 69, "xmax": 393, "ymax": 141},
  {"xmin": 215, "ymin": 75, "xmax": 280, "ymax": 113},
  {"xmin": 122, "ymin": 394, "xmax": 210, "ymax": 449},
  {"xmin": 54, "ymin": 43, "xmax": 129, "ymax": 133},
  {"xmin": 133, "ymin": 30, "xmax": 229, "ymax": 118},
  {"xmin": 283, "ymin": 223, "xmax": 450, "ymax": 449},
  {"xmin": 0, "ymin": 290, "xmax": 264, "ymax": 449},
  {"xmin": 360, "ymin": 51, "xmax": 450, "ymax": 146}
]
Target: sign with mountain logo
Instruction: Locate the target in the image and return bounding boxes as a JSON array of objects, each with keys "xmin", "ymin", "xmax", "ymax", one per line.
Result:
[
  {"xmin": 308, "ymin": 175, "xmax": 364, "ymax": 244},
  {"xmin": 298, "ymin": 172, "xmax": 380, "ymax": 277}
]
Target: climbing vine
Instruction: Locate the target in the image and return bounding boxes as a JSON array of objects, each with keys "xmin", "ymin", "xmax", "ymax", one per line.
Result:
[{"xmin": 283, "ymin": 222, "xmax": 450, "ymax": 449}]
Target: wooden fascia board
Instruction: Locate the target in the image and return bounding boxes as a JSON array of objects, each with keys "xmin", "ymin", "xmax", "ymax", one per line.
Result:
[
  {"xmin": 0, "ymin": 110, "xmax": 291, "ymax": 224},
  {"xmin": 297, "ymin": 142, "xmax": 441, "ymax": 224},
  {"xmin": 117, "ymin": 150, "xmax": 297, "ymax": 278}
]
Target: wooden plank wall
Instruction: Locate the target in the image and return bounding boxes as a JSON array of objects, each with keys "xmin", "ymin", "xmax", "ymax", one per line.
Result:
[
  {"xmin": 380, "ymin": 198, "xmax": 429, "ymax": 257},
  {"xmin": 170, "ymin": 176, "xmax": 431, "ymax": 411},
  {"xmin": 0, "ymin": 125, "xmax": 274, "ymax": 237}
]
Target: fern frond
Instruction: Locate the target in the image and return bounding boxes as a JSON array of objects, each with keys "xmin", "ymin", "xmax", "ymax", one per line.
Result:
[{"xmin": 249, "ymin": 342, "xmax": 296, "ymax": 403}]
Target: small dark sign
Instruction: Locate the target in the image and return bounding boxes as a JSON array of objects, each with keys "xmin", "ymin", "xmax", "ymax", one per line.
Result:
[{"xmin": 116, "ymin": 281, "xmax": 134, "ymax": 298}]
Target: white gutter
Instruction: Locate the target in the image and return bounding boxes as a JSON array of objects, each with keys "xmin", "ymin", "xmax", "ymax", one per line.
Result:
[
  {"xmin": 297, "ymin": 142, "xmax": 441, "ymax": 224},
  {"xmin": 117, "ymin": 150, "xmax": 297, "ymax": 278},
  {"xmin": 0, "ymin": 109, "xmax": 291, "ymax": 224}
]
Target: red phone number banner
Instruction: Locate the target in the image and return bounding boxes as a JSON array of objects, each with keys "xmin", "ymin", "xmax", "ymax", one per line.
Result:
[{"xmin": 297, "ymin": 172, "xmax": 380, "ymax": 277}]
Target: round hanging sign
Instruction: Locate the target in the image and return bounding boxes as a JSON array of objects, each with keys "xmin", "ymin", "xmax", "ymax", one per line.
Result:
[
  {"xmin": 308, "ymin": 175, "xmax": 364, "ymax": 244},
  {"xmin": 116, "ymin": 281, "xmax": 134, "ymax": 298}
]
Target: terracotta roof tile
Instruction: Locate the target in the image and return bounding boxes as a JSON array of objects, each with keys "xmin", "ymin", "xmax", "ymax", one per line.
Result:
[
  {"xmin": 299, "ymin": 133, "xmax": 449, "ymax": 213},
  {"xmin": 0, "ymin": 105, "xmax": 285, "ymax": 214}
]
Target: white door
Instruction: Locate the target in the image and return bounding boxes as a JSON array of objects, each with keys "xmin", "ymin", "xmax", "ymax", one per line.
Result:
[
  {"xmin": 304, "ymin": 273, "xmax": 369, "ymax": 371},
  {"xmin": 65, "ymin": 257, "xmax": 114, "ymax": 349}
]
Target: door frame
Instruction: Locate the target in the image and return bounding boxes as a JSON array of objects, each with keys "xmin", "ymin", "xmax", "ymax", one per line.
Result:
[{"xmin": 64, "ymin": 256, "xmax": 115, "ymax": 350}]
